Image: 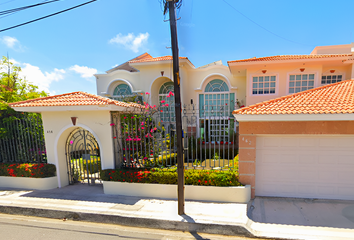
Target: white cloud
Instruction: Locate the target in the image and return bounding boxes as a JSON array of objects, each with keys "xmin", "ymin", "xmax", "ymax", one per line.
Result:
[
  {"xmin": 109, "ymin": 32, "xmax": 149, "ymax": 53},
  {"xmin": 20, "ymin": 63, "xmax": 65, "ymax": 94},
  {"xmin": 69, "ymin": 65, "xmax": 97, "ymax": 80},
  {"xmin": 1, "ymin": 36, "xmax": 24, "ymax": 51}
]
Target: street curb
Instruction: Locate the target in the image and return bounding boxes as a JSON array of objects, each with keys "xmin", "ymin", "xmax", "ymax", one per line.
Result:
[{"xmin": 0, "ymin": 205, "xmax": 254, "ymax": 237}]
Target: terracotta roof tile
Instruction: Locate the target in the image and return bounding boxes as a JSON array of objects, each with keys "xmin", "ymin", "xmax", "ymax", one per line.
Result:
[
  {"xmin": 129, "ymin": 55, "xmax": 194, "ymax": 67},
  {"xmin": 228, "ymin": 54, "xmax": 352, "ymax": 63},
  {"xmin": 9, "ymin": 91, "xmax": 143, "ymax": 108},
  {"xmin": 233, "ymin": 79, "xmax": 354, "ymax": 115}
]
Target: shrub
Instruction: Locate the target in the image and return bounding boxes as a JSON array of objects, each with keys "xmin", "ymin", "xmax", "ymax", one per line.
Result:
[
  {"xmin": 100, "ymin": 167, "xmax": 241, "ymax": 187},
  {"xmin": 0, "ymin": 163, "xmax": 56, "ymax": 178}
]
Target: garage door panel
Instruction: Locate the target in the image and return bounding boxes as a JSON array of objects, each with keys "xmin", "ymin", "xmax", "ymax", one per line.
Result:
[
  {"xmin": 256, "ymin": 135, "xmax": 354, "ymax": 200},
  {"xmin": 298, "ymin": 154, "xmax": 317, "ymax": 164},
  {"xmin": 299, "ymin": 138, "xmax": 317, "ymax": 147},
  {"xmin": 281, "ymin": 138, "xmax": 299, "ymax": 147},
  {"xmin": 338, "ymin": 186, "xmax": 354, "ymax": 197},
  {"xmin": 298, "ymin": 185, "xmax": 316, "ymax": 195},
  {"xmin": 337, "ymin": 171, "xmax": 354, "ymax": 182},
  {"xmin": 318, "ymin": 171, "xmax": 332, "ymax": 182},
  {"xmin": 261, "ymin": 153, "xmax": 279, "ymax": 163},
  {"xmin": 337, "ymin": 155, "xmax": 354, "ymax": 165}
]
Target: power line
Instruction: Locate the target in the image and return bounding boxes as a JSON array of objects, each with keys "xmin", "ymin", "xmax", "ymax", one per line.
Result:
[
  {"xmin": 222, "ymin": 0, "xmax": 313, "ymax": 47},
  {"xmin": 0, "ymin": 0, "xmax": 54, "ymax": 19},
  {"xmin": 0, "ymin": 0, "xmax": 98, "ymax": 33},
  {"xmin": 0, "ymin": 0, "xmax": 60, "ymax": 16}
]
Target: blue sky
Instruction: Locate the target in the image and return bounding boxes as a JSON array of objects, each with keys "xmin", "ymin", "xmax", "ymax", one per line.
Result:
[{"xmin": 1, "ymin": 0, "xmax": 353, "ymax": 95}]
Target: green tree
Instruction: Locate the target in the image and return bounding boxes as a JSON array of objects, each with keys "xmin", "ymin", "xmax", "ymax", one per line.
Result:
[
  {"xmin": 0, "ymin": 56, "xmax": 47, "ymax": 104},
  {"xmin": 0, "ymin": 57, "xmax": 48, "ymax": 164}
]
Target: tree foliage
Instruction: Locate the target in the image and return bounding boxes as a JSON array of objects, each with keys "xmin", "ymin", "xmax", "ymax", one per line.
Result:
[
  {"xmin": 0, "ymin": 56, "xmax": 47, "ymax": 104},
  {"xmin": 0, "ymin": 56, "xmax": 48, "ymax": 161}
]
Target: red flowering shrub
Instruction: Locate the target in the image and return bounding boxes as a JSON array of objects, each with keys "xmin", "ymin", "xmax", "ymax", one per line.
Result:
[
  {"xmin": 0, "ymin": 163, "xmax": 56, "ymax": 178},
  {"xmin": 101, "ymin": 168, "xmax": 241, "ymax": 187}
]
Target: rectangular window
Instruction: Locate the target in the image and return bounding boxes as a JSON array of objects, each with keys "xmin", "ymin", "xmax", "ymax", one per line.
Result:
[
  {"xmin": 321, "ymin": 75, "xmax": 342, "ymax": 84},
  {"xmin": 252, "ymin": 76, "xmax": 276, "ymax": 95},
  {"xmin": 289, "ymin": 74, "xmax": 315, "ymax": 94}
]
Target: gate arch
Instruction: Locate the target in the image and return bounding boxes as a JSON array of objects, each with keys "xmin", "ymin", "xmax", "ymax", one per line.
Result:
[{"xmin": 65, "ymin": 127, "xmax": 101, "ymax": 185}]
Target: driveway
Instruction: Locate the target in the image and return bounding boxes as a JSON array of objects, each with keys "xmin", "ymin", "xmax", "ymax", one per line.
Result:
[{"xmin": 248, "ymin": 197, "xmax": 354, "ymax": 229}]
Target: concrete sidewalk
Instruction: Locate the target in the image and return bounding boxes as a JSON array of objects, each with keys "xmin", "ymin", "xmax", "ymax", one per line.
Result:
[{"xmin": 0, "ymin": 184, "xmax": 354, "ymax": 239}]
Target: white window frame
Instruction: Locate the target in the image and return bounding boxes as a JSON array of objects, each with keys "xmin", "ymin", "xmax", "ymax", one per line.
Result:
[
  {"xmin": 197, "ymin": 79, "xmax": 237, "ymax": 144},
  {"xmin": 158, "ymin": 82, "xmax": 175, "ymax": 124},
  {"xmin": 287, "ymin": 71, "xmax": 319, "ymax": 95},
  {"xmin": 249, "ymin": 72, "xmax": 279, "ymax": 96},
  {"xmin": 321, "ymin": 70, "xmax": 345, "ymax": 85}
]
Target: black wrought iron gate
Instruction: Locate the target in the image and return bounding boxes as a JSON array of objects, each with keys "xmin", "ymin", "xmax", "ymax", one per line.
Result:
[{"xmin": 65, "ymin": 127, "xmax": 101, "ymax": 185}]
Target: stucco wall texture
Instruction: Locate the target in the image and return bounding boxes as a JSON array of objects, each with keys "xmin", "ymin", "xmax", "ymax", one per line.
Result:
[{"xmin": 238, "ymin": 121, "xmax": 354, "ymax": 198}]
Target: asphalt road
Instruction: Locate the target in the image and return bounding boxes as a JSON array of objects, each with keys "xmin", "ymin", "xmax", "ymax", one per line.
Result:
[{"xmin": 0, "ymin": 213, "xmax": 265, "ymax": 240}]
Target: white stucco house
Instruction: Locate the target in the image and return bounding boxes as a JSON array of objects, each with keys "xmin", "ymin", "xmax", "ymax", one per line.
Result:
[{"xmin": 95, "ymin": 53, "xmax": 246, "ymax": 143}]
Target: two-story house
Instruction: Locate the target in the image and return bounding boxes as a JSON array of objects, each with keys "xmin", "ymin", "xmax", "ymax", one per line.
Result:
[
  {"xmin": 228, "ymin": 43, "xmax": 354, "ymax": 106},
  {"xmin": 95, "ymin": 53, "xmax": 246, "ymax": 143}
]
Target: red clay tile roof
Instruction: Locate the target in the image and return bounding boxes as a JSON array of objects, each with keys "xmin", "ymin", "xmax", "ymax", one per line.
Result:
[
  {"xmin": 129, "ymin": 55, "xmax": 194, "ymax": 67},
  {"xmin": 233, "ymin": 80, "xmax": 354, "ymax": 115},
  {"xmin": 9, "ymin": 91, "xmax": 143, "ymax": 108},
  {"xmin": 130, "ymin": 52, "xmax": 153, "ymax": 61},
  {"xmin": 228, "ymin": 54, "xmax": 352, "ymax": 63}
]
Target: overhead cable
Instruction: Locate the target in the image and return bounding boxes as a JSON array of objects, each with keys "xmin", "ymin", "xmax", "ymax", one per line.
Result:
[
  {"xmin": 0, "ymin": 0, "xmax": 60, "ymax": 16},
  {"xmin": 0, "ymin": 0, "xmax": 98, "ymax": 33},
  {"xmin": 222, "ymin": 0, "xmax": 313, "ymax": 46}
]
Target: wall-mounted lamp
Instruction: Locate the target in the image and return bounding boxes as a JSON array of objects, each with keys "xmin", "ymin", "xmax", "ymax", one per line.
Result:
[
  {"xmin": 161, "ymin": 71, "xmax": 164, "ymax": 76},
  {"xmin": 71, "ymin": 117, "xmax": 78, "ymax": 126},
  {"xmin": 262, "ymin": 70, "xmax": 267, "ymax": 74},
  {"xmin": 300, "ymin": 68, "xmax": 305, "ymax": 72},
  {"xmin": 330, "ymin": 70, "xmax": 335, "ymax": 73},
  {"xmin": 191, "ymin": 99, "xmax": 193, "ymax": 104}
]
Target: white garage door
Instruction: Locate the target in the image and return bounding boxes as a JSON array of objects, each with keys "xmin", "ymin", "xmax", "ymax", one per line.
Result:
[{"xmin": 256, "ymin": 135, "xmax": 354, "ymax": 200}]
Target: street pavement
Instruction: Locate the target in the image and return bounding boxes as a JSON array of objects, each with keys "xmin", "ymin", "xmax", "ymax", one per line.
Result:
[
  {"xmin": 0, "ymin": 213, "xmax": 262, "ymax": 240},
  {"xmin": 0, "ymin": 183, "xmax": 354, "ymax": 239}
]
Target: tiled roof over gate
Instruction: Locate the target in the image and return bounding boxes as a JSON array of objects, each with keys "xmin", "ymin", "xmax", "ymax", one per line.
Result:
[
  {"xmin": 9, "ymin": 91, "xmax": 142, "ymax": 108},
  {"xmin": 233, "ymin": 80, "xmax": 354, "ymax": 115}
]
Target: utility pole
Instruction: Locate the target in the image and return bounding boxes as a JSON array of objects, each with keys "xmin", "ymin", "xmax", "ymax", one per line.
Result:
[{"xmin": 167, "ymin": 0, "xmax": 184, "ymax": 215}]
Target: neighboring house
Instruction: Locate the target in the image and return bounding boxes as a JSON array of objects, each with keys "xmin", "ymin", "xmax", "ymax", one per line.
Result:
[
  {"xmin": 95, "ymin": 53, "xmax": 246, "ymax": 143},
  {"xmin": 233, "ymin": 79, "xmax": 354, "ymax": 200},
  {"xmin": 228, "ymin": 43, "xmax": 354, "ymax": 106}
]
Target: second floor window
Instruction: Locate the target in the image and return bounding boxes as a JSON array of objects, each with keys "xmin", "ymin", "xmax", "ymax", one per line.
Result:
[
  {"xmin": 289, "ymin": 74, "xmax": 314, "ymax": 94},
  {"xmin": 321, "ymin": 75, "xmax": 342, "ymax": 85},
  {"xmin": 252, "ymin": 76, "xmax": 276, "ymax": 94}
]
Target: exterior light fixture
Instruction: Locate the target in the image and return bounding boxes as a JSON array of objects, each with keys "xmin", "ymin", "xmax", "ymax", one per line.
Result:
[
  {"xmin": 262, "ymin": 70, "xmax": 267, "ymax": 74},
  {"xmin": 300, "ymin": 68, "xmax": 305, "ymax": 72},
  {"xmin": 330, "ymin": 70, "xmax": 335, "ymax": 73},
  {"xmin": 161, "ymin": 71, "xmax": 164, "ymax": 76},
  {"xmin": 71, "ymin": 117, "xmax": 78, "ymax": 126}
]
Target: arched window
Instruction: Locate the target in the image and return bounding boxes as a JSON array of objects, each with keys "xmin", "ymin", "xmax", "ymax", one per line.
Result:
[
  {"xmin": 113, "ymin": 84, "xmax": 132, "ymax": 96},
  {"xmin": 111, "ymin": 83, "xmax": 142, "ymax": 102},
  {"xmin": 205, "ymin": 79, "xmax": 229, "ymax": 92},
  {"xmin": 199, "ymin": 79, "xmax": 235, "ymax": 143},
  {"xmin": 159, "ymin": 82, "xmax": 175, "ymax": 124}
]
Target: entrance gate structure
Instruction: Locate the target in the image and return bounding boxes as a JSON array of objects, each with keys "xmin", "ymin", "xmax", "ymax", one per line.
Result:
[{"xmin": 65, "ymin": 127, "xmax": 101, "ymax": 185}]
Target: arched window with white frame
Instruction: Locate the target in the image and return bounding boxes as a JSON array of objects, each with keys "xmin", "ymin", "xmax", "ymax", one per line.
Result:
[
  {"xmin": 111, "ymin": 83, "xmax": 142, "ymax": 103},
  {"xmin": 159, "ymin": 82, "xmax": 175, "ymax": 124},
  {"xmin": 199, "ymin": 79, "xmax": 235, "ymax": 143}
]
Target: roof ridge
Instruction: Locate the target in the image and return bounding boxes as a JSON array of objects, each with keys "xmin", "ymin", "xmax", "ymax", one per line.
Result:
[
  {"xmin": 8, "ymin": 91, "xmax": 82, "ymax": 106},
  {"xmin": 227, "ymin": 53, "xmax": 353, "ymax": 63},
  {"xmin": 234, "ymin": 79, "xmax": 354, "ymax": 114},
  {"xmin": 8, "ymin": 91, "xmax": 118, "ymax": 106}
]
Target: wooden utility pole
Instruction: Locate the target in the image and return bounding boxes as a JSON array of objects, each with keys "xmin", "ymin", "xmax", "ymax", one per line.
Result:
[{"xmin": 167, "ymin": 0, "xmax": 184, "ymax": 215}]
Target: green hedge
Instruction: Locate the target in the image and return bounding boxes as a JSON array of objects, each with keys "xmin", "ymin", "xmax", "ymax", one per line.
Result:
[
  {"xmin": 101, "ymin": 168, "xmax": 241, "ymax": 187},
  {"xmin": 0, "ymin": 163, "xmax": 56, "ymax": 178}
]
